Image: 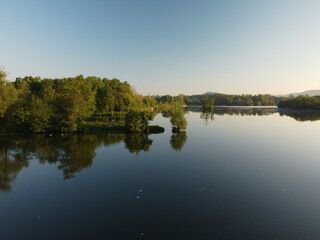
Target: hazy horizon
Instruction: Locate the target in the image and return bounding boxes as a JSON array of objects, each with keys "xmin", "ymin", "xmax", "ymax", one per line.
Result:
[{"xmin": 1, "ymin": 0, "xmax": 320, "ymax": 95}]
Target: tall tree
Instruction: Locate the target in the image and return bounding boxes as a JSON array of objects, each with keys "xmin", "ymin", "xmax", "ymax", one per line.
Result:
[{"xmin": 0, "ymin": 68, "xmax": 18, "ymax": 117}]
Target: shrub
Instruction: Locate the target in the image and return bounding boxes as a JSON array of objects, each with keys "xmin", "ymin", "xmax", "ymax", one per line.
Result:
[{"xmin": 125, "ymin": 110, "xmax": 154, "ymax": 132}]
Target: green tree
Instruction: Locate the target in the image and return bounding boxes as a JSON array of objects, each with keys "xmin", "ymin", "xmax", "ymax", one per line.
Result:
[
  {"xmin": 54, "ymin": 77, "xmax": 96, "ymax": 132},
  {"xmin": 4, "ymin": 101, "xmax": 30, "ymax": 132},
  {"xmin": 29, "ymin": 97, "xmax": 52, "ymax": 132},
  {"xmin": 170, "ymin": 107, "xmax": 187, "ymax": 132},
  {"xmin": 125, "ymin": 110, "xmax": 154, "ymax": 132},
  {"xmin": 202, "ymin": 96, "xmax": 215, "ymax": 110},
  {"xmin": 0, "ymin": 68, "xmax": 18, "ymax": 117}
]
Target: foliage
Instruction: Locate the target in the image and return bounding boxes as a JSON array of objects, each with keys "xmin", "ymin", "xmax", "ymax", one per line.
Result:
[
  {"xmin": 0, "ymin": 71, "xmax": 160, "ymax": 133},
  {"xmin": 153, "ymin": 94, "xmax": 186, "ymax": 111},
  {"xmin": 201, "ymin": 96, "xmax": 215, "ymax": 110},
  {"xmin": 278, "ymin": 95, "xmax": 320, "ymax": 110},
  {"xmin": 184, "ymin": 93, "xmax": 279, "ymax": 106},
  {"xmin": 170, "ymin": 107, "xmax": 187, "ymax": 132},
  {"xmin": 124, "ymin": 110, "xmax": 154, "ymax": 132},
  {"xmin": 0, "ymin": 69, "xmax": 18, "ymax": 117},
  {"xmin": 29, "ymin": 97, "xmax": 53, "ymax": 132}
]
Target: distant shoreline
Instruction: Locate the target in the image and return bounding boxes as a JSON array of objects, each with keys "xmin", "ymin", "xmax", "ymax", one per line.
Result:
[
  {"xmin": 186, "ymin": 105, "xmax": 320, "ymax": 112},
  {"xmin": 185, "ymin": 105, "xmax": 277, "ymax": 108}
]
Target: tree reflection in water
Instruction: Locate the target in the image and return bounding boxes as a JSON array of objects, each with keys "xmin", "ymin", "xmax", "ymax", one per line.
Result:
[
  {"xmin": 0, "ymin": 133, "xmax": 157, "ymax": 191},
  {"xmin": 170, "ymin": 131, "xmax": 188, "ymax": 151},
  {"xmin": 0, "ymin": 137, "xmax": 32, "ymax": 191},
  {"xmin": 1, "ymin": 108, "xmax": 319, "ymax": 192},
  {"xmin": 124, "ymin": 133, "xmax": 153, "ymax": 154},
  {"xmin": 188, "ymin": 106, "xmax": 320, "ymax": 122},
  {"xmin": 200, "ymin": 109, "xmax": 215, "ymax": 125},
  {"xmin": 0, "ymin": 134, "xmax": 126, "ymax": 190}
]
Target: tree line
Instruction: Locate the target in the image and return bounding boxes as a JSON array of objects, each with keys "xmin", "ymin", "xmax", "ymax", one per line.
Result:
[
  {"xmin": 182, "ymin": 93, "xmax": 281, "ymax": 106},
  {"xmin": 278, "ymin": 95, "xmax": 320, "ymax": 110}
]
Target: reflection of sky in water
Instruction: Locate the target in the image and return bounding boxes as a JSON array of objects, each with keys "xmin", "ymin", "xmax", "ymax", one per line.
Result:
[{"xmin": 1, "ymin": 109, "xmax": 320, "ymax": 239}]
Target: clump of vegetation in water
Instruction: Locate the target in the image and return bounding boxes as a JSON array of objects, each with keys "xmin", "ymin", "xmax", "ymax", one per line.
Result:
[
  {"xmin": 201, "ymin": 96, "xmax": 215, "ymax": 110},
  {"xmin": 170, "ymin": 107, "xmax": 187, "ymax": 133},
  {"xmin": 124, "ymin": 110, "xmax": 164, "ymax": 133},
  {"xmin": 125, "ymin": 110, "xmax": 154, "ymax": 132}
]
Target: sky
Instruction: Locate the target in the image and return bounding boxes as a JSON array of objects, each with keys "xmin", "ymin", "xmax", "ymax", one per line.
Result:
[{"xmin": 1, "ymin": 0, "xmax": 320, "ymax": 95}]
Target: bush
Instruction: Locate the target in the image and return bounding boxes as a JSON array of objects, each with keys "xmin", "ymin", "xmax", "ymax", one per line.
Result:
[
  {"xmin": 170, "ymin": 108, "xmax": 187, "ymax": 132},
  {"xmin": 124, "ymin": 110, "xmax": 154, "ymax": 132}
]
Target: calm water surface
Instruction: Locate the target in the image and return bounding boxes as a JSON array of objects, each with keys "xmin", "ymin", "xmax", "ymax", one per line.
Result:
[{"xmin": 1, "ymin": 108, "xmax": 320, "ymax": 239}]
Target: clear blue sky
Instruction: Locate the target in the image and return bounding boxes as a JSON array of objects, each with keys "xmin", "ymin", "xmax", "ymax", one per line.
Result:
[{"xmin": 1, "ymin": 0, "xmax": 320, "ymax": 95}]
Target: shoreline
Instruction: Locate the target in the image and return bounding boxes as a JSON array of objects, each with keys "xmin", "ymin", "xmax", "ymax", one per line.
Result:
[{"xmin": 0, "ymin": 125, "xmax": 165, "ymax": 135}]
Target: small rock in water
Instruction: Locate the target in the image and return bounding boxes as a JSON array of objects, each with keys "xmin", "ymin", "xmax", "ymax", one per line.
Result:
[
  {"xmin": 138, "ymin": 189, "xmax": 143, "ymax": 192},
  {"xmin": 282, "ymin": 188, "xmax": 287, "ymax": 192},
  {"xmin": 140, "ymin": 232, "xmax": 144, "ymax": 236},
  {"xmin": 136, "ymin": 196, "xmax": 140, "ymax": 199}
]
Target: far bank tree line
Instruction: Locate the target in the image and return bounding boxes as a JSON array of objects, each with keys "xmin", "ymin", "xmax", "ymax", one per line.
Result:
[
  {"xmin": 278, "ymin": 95, "xmax": 320, "ymax": 110},
  {"xmin": 180, "ymin": 93, "xmax": 280, "ymax": 106}
]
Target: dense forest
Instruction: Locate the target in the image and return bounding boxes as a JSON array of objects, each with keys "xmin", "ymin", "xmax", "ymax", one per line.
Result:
[{"xmin": 278, "ymin": 95, "xmax": 320, "ymax": 110}]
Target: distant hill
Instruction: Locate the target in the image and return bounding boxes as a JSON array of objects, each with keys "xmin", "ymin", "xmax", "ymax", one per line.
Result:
[
  {"xmin": 278, "ymin": 90, "xmax": 320, "ymax": 98},
  {"xmin": 202, "ymin": 91, "xmax": 219, "ymax": 95}
]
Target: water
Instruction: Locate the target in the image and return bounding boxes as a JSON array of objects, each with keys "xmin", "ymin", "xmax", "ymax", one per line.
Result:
[{"xmin": 1, "ymin": 107, "xmax": 320, "ymax": 239}]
